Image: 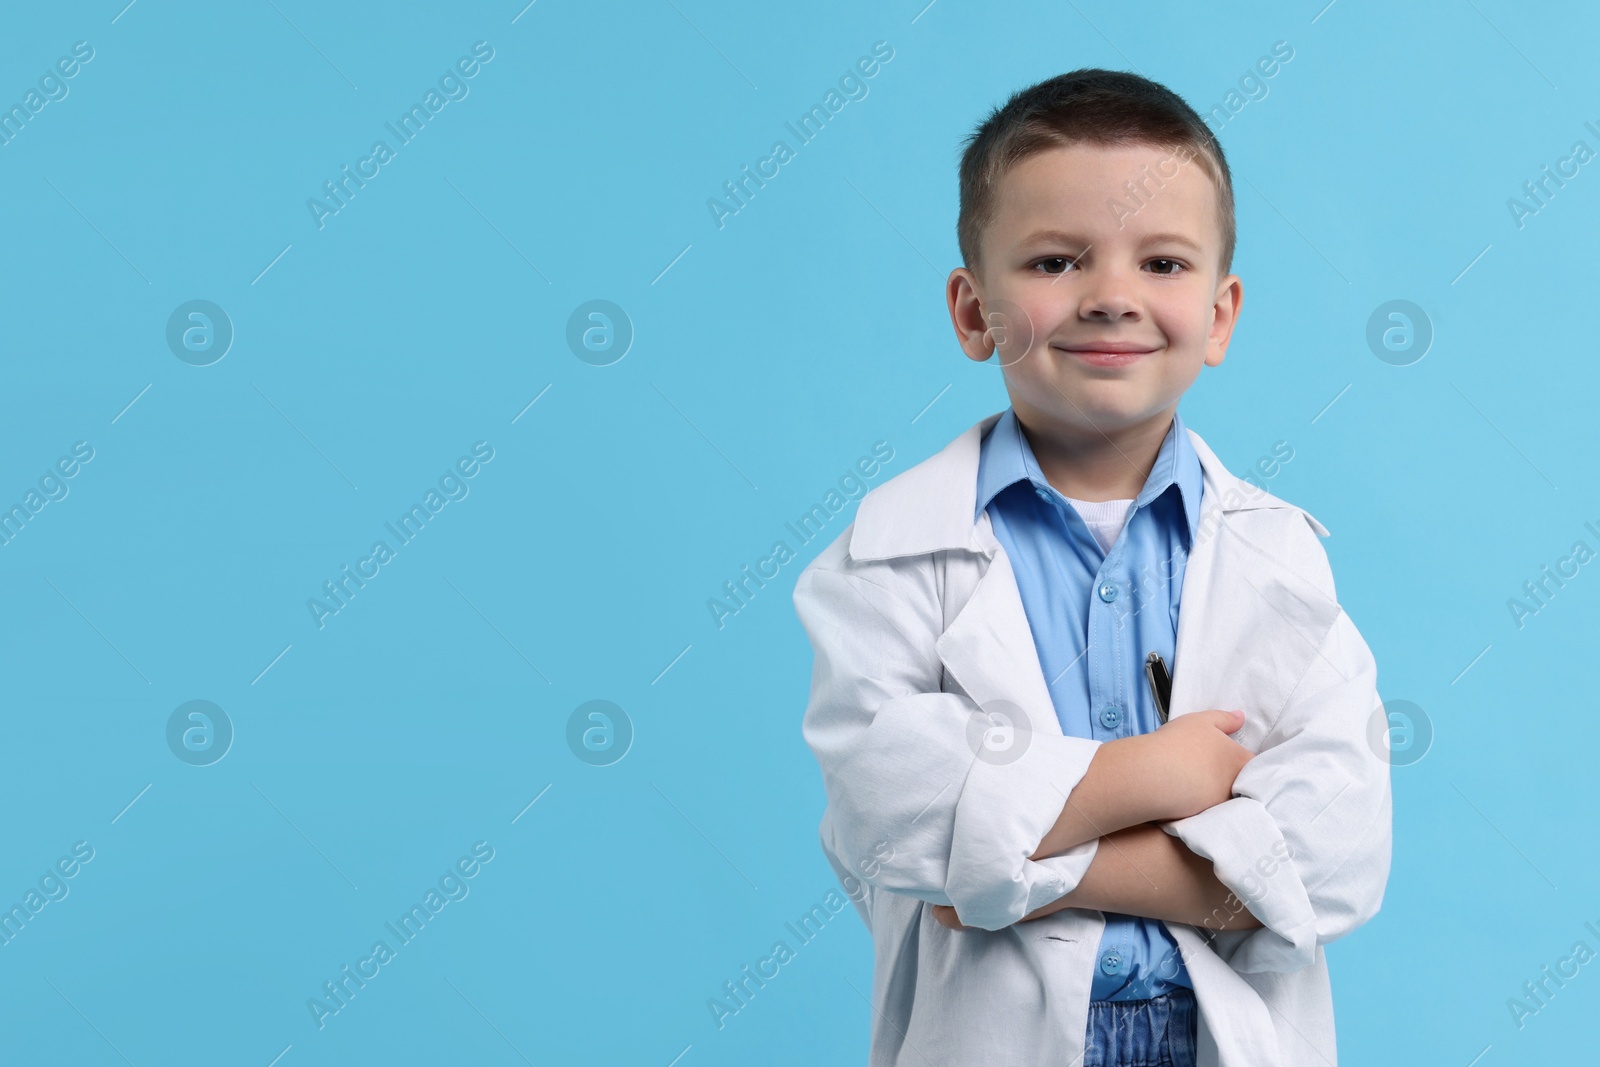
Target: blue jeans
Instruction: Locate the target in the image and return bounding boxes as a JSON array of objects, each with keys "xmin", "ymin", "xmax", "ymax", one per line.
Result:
[{"xmin": 1083, "ymin": 989, "xmax": 1198, "ymax": 1067}]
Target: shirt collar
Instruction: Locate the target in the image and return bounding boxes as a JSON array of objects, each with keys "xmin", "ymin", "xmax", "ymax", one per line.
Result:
[
  {"xmin": 847, "ymin": 409, "xmax": 1328, "ymax": 563},
  {"xmin": 974, "ymin": 406, "xmax": 1204, "ymax": 545}
]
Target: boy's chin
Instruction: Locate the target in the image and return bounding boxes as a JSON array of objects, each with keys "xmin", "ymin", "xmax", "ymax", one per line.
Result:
[{"xmin": 1031, "ymin": 400, "xmax": 1175, "ymax": 439}]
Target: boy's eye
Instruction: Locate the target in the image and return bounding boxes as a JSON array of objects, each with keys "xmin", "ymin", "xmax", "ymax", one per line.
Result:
[
  {"xmin": 1033, "ymin": 256, "xmax": 1077, "ymax": 275},
  {"xmin": 1147, "ymin": 258, "xmax": 1185, "ymax": 275}
]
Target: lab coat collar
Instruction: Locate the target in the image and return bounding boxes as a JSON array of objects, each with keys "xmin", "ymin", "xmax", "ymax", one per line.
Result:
[{"xmin": 850, "ymin": 410, "xmax": 1328, "ymax": 563}]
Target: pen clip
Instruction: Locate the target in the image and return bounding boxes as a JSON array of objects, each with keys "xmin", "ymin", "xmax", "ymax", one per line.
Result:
[{"xmin": 1145, "ymin": 651, "xmax": 1172, "ymax": 725}]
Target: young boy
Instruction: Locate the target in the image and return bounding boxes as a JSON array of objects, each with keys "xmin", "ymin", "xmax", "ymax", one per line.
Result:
[{"xmin": 793, "ymin": 70, "xmax": 1392, "ymax": 1066}]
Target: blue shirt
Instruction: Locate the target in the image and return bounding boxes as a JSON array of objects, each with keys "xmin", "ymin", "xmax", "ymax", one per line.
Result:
[{"xmin": 975, "ymin": 407, "xmax": 1204, "ymax": 1002}]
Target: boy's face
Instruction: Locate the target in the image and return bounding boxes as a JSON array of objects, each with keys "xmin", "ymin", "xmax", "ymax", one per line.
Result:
[{"xmin": 947, "ymin": 142, "xmax": 1241, "ymax": 444}]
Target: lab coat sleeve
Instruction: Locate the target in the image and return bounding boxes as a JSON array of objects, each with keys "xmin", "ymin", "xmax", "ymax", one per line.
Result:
[
  {"xmin": 794, "ymin": 559, "xmax": 1105, "ymax": 931},
  {"xmin": 1158, "ymin": 605, "xmax": 1393, "ymax": 973}
]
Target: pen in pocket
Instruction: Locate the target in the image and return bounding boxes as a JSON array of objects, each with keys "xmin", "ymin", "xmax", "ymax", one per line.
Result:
[{"xmin": 1145, "ymin": 651, "xmax": 1172, "ymax": 725}]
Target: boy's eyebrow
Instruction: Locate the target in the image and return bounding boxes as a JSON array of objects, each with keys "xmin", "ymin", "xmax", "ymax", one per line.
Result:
[
  {"xmin": 1138, "ymin": 231, "xmax": 1206, "ymax": 253},
  {"xmin": 1016, "ymin": 228, "xmax": 1205, "ymax": 253},
  {"xmin": 1016, "ymin": 229, "xmax": 1090, "ymax": 248}
]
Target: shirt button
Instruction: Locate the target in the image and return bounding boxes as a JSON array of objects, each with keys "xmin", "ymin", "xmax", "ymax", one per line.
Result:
[
  {"xmin": 1098, "ymin": 581, "xmax": 1118, "ymax": 602},
  {"xmin": 1099, "ymin": 951, "xmax": 1124, "ymax": 975},
  {"xmin": 1099, "ymin": 706, "xmax": 1122, "ymax": 730}
]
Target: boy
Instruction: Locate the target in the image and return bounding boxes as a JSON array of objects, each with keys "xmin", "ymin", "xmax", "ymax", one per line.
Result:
[{"xmin": 793, "ymin": 70, "xmax": 1391, "ymax": 1066}]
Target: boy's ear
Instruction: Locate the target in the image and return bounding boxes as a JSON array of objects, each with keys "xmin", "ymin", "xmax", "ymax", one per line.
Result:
[
  {"xmin": 947, "ymin": 267, "xmax": 997, "ymax": 363},
  {"xmin": 1206, "ymin": 272, "xmax": 1244, "ymax": 367}
]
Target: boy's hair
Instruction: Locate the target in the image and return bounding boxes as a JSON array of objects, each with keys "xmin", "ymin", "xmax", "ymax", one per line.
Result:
[{"xmin": 957, "ymin": 68, "xmax": 1235, "ymax": 279}]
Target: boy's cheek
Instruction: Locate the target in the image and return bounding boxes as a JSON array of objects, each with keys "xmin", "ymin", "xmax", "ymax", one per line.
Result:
[{"xmin": 981, "ymin": 294, "xmax": 1042, "ymax": 365}]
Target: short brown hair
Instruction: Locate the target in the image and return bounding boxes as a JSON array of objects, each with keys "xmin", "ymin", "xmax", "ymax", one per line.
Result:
[{"xmin": 956, "ymin": 69, "xmax": 1235, "ymax": 278}]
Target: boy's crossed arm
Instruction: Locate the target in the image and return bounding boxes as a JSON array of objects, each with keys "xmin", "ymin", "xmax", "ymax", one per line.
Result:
[
  {"xmin": 941, "ymin": 609, "xmax": 1392, "ymax": 971},
  {"xmin": 797, "ymin": 562, "xmax": 1259, "ymax": 937},
  {"xmin": 797, "ymin": 555, "xmax": 1390, "ymax": 967},
  {"xmin": 933, "ymin": 716, "xmax": 1267, "ymax": 933}
]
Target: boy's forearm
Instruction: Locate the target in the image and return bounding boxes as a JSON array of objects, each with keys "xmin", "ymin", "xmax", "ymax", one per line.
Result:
[
  {"xmin": 1026, "ymin": 822, "xmax": 1263, "ymax": 931},
  {"xmin": 1030, "ymin": 734, "xmax": 1174, "ymax": 861}
]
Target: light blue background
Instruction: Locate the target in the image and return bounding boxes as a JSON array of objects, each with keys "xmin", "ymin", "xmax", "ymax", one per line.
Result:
[{"xmin": 1, "ymin": 0, "xmax": 1595, "ymax": 1063}]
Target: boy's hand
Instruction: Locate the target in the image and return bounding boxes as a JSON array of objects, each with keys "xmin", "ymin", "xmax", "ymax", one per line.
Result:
[
  {"xmin": 1146, "ymin": 709, "xmax": 1254, "ymax": 821},
  {"xmin": 1030, "ymin": 710, "xmax": 1254, "ymax": 864}
]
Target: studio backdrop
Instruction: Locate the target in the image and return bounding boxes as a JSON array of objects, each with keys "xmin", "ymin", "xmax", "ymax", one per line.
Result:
[{"xmin": 0, "ymin": 1, "xmax": 1594, "ymax": 1063}]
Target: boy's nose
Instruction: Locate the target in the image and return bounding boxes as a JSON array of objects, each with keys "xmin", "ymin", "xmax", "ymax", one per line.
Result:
[{"xmin": 1076, "ymin": 270, "xmax": 1142, "ymax": 321}]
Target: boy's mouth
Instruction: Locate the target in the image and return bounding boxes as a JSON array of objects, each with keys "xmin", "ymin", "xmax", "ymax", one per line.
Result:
[{"xmin": 1058, "ymin": 341, "xmax": 1158, "ymax": 368}]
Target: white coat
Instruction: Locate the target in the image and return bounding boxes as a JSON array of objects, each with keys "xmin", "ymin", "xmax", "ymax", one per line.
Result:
[{"xmin": 793, "ymin": 410, "xmax": 1392, "ymax": 1067}]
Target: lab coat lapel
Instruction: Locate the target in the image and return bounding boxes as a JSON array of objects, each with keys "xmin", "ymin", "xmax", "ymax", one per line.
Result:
[
  {"xmin": 849, "ymin": 411, "xmax": 1062, "ymax": 737},
  {"xmin": 1167, "ymin": 434, "xmax": 1342, "ymax": 745},
  {"xmin": 933, "ymin": 512, "xmax": 1065, "ymax": 740}
]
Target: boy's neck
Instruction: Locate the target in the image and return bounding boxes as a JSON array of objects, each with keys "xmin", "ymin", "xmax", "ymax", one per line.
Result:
[{"xmin": 1013, "ymin": 404, "xmax": 1178, "ymax": 503}]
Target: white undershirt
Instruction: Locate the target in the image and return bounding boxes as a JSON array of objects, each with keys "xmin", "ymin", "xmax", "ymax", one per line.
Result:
[{"xmin": 1063, "ymin": 496, "xmax": 1135, "ymax": 554}]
